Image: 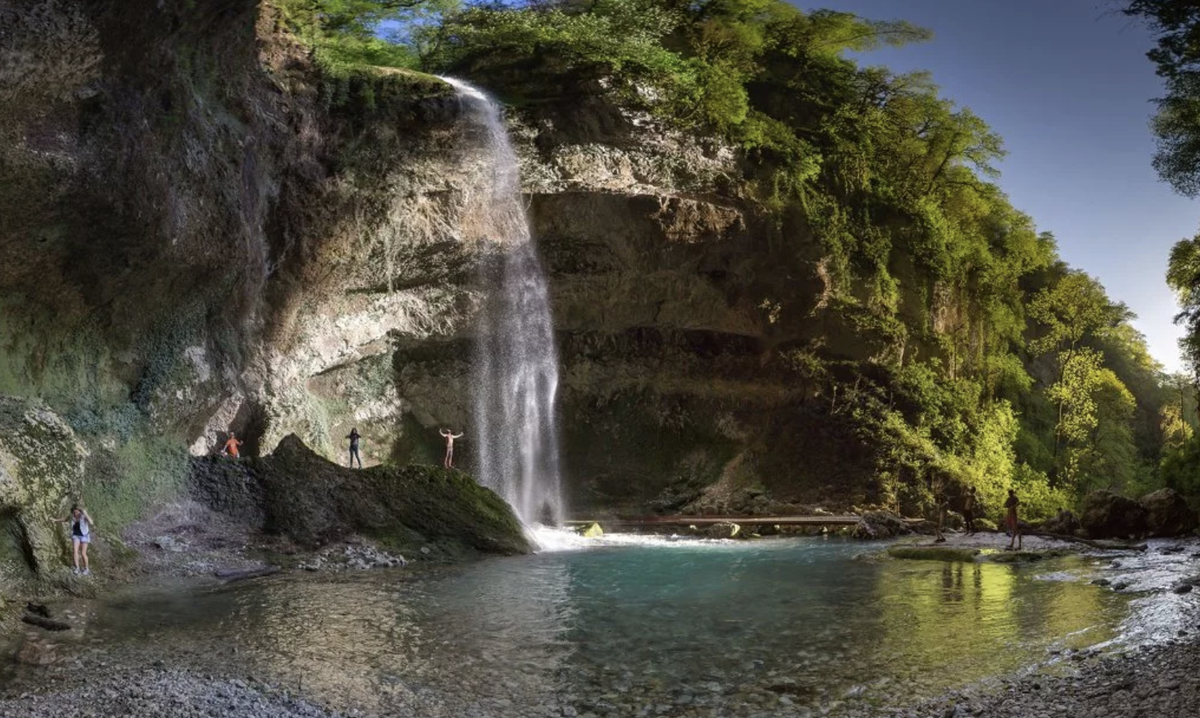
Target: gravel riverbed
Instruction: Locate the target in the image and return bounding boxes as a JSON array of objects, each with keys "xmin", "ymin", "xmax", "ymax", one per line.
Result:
[{"xmin": 2, "ymin": 637, "xmax": 1199, "ymax": 718}]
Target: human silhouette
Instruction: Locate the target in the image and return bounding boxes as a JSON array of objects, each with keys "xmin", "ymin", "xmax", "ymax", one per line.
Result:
[
  {"xmin": 347, "ymin": 427, "xmax": 362, "ymax": 468},
  {"xmin": 440, "ymin": 428, "xmax": 463, "ymax": 469},
  {"xmin": 1004, "ymin": 488, "xmax": 1022, "ymax": 550},
  {"xmin": 222, "ymin": 431, "xmax": 243, "ymax": 458}
]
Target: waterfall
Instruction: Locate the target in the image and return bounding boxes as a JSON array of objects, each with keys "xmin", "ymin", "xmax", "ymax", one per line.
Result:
[{"xmin": 442, "ymin": 77, "xmax": 566, "ymax": 527}]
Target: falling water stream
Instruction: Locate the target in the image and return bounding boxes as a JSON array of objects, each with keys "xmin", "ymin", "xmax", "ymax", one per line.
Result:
[{"xmin": 442, "ymin": 77, "xmax": 566, "ymax": 527}]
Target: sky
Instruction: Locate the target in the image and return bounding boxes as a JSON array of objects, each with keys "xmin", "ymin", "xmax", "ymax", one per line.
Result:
[{"xmin": 809, "ymin": 0, "xmax": 1198, "ymax": 373}]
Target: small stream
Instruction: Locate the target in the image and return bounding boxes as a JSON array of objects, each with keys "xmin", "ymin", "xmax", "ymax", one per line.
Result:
[{"xmin": 6, "ymin": 536, "xmax": 1200, "ymax": 717}]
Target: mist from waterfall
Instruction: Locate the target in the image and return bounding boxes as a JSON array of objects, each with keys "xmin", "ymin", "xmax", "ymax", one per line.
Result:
[{"xmin": 442, "ymin": 76, "xmax": 565, "ymax": 527}]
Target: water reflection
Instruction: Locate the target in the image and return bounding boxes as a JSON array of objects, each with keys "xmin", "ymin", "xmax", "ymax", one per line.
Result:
[{"xmin": 61, "ymin": 539, "xmax": 1140, "ymax": 716}]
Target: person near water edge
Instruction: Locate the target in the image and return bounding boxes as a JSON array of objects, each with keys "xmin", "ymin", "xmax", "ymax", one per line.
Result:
[
  {"xmin": 1004, "ymin": 488, "xmax": 1022, "ymax": 550},
  {"xmin": 347, "ymin": 427, "xmax": 362, "ymax": 468},
  {"xmin": 54, "ymin": 504, "xmax": 96, "ymax": 575},
  {"xmin": 440, "ymin": 428, "xmax": 463, "ymax": 469},
  {"xmin": 934, "ymin": 492, "xmax": 949, "ymax": 543}
]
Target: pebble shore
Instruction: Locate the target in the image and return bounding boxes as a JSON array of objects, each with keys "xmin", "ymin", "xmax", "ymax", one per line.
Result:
[{"xmin": 2, "ymin": 637, "xmax": 1199, "ymax": 718}]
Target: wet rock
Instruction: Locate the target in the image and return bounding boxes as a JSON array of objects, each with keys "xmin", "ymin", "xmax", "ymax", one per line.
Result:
[
  {"xmin": 152, "ymin": 535, "xmax": 188, "ymax": 552},
  {"xmin": 189, "ymin": 436, "xmax": 529, "ymax": 555},
  {"xmin": 15, "ymin": 638, "xmax": 61, "ymax": 666},
  {"xmin": 851, "ymin": 511, "xmax": 909, "ymax": 540},
  {"xmin": 1172, "ymin": 583, "xmax": 1193, "ymax": 595},
  {"xmin": 1080, "ymin": 490, "xmax": 1147, "ymax": 539},
  {"xmin": 699, "ymin": 522, "xmax": 742, "ymax": 539},
  {"xmin": 1039, "ymin": 509, "xmax": 1080, "ymax": 535},
  {"xmin": 1139, "ymin": 488, "xmax": 1198, "ymax": 537}
]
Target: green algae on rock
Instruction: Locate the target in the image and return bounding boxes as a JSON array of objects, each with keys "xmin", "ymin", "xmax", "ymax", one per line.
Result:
[{"xmin": 189, "ymin": 434, "xmax": 530, "ymax": 556}]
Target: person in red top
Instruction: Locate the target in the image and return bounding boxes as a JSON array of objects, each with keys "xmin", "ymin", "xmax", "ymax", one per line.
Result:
[{"xmin": 222, "ymin": 431, "xmax": 243, "ymax": 458}]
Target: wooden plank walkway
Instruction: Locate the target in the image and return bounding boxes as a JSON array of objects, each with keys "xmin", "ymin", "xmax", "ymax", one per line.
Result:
[{"xmin": 564, "ymin": 515, "xmax": 867, "ymax": 527}]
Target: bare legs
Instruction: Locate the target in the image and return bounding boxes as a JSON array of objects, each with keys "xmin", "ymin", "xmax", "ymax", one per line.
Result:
[{"xmin": 72, "ymin": 538, "xmax": 90, "ymax": 574}]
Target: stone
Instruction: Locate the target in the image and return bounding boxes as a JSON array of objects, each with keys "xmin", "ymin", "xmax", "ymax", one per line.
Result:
[
  {"xmin": 1139, "ymin": 488, "xmax": 1198, "ymax": 537},
  {"xmin": 851, "ymin": 511, "xmax": 909, "ymax": 540},
  {"xmin": 1080, "ymin": 490, "xmax": 1148, "ymax": 539},
  {"xmin": 1173, "ymin": 583, "xmax": 1193, "ymax": 594},
  {"xmin": 0, "ymin": 396, "xmax": 88, "ymax": 578}
]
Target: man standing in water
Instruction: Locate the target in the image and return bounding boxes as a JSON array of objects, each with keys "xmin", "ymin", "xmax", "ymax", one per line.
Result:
[
  {"xmin": 347, "ymin": 427, "xmax": 362, "ymax": 469},
  {"xmin": 440, "ymin": 428, "xmax": 463, "ymax": 469},
  {"xmin": 1004, "ymin": 488, "xmax": 1022, "ymax": 550}
]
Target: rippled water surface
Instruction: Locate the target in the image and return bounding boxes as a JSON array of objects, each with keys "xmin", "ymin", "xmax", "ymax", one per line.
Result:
[{"xmin": 57, "ymin": 537, "xmax": 1191, "ymax": 716}]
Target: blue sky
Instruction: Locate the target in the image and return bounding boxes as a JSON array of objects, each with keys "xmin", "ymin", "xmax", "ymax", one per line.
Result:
[{"xmin": 810, "ymin": 0, "xmax": 1198, "ymax": 372}]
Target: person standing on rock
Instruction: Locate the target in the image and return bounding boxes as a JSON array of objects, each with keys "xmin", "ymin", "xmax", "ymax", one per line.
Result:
[
  {"xmin": 963, "ymin": 486, "xmax": 977, "ymax": 535},
  {"xmin": 54, "ymin": 505, "xmax": 96, "ymax": 575},
  {"xmin": 440, "ymin": 428, "xmax": 463, "ymax": 469},
  {"xmin": 347, "ymin": 427, "xmax": 362, "ymax": 469},
  {"xmin": 1004, "ymin": 488, "xmax": 1022, "ymax": 550},
  {"xmin": 222, "ymin": 431, "xmax": 243, "ymax": 458}
]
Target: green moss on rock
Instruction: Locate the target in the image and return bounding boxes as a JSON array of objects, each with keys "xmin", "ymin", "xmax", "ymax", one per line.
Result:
[{"xmin": 190, "ymin": 434, "xmax": 530, "ymax": 556}]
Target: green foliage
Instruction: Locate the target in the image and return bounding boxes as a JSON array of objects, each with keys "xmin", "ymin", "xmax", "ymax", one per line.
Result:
[
  {"xmin": 275, "ymin": 0, "xmax": 457, "ymax": 72},
  {"xmin": 1124, "ymin": 1, "xmax": 1200, "ymax": 196}
]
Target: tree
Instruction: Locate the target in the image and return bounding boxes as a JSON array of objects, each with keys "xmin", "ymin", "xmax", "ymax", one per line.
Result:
[{"xmin": 1124, "ymin": 1, "xmax": 1200, "ymax": 195}]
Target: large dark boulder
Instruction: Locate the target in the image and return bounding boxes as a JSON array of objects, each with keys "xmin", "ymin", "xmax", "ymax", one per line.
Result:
[
  {"xmin": 189, "ymin": 434, "xmax": 529, "ymax": 555},
  {"xmin": 1080, "ymin": 490, "xmax": 1148, "ymax": 539},
  {"xmin": 1139, "ymin": 488, "xmax": 1198, "ymax": 537},
  {"xmin": 851, "ymin": 511, "xmax": 909, "ymax": 540}
]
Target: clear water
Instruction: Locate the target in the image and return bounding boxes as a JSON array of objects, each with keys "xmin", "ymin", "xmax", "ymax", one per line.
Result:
[
  {"xmin": 24, "ymin": 537, "xmax": 1173, "ymax": 717},
  {"xmin": 443, "ymin": 76, "xmax": 566, "ymax": 527}
]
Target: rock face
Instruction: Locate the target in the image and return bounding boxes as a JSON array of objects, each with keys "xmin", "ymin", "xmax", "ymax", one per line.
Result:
[
  {"xmin": 189, "ymin": 435, "xmax": 530, "ymax": 555},
  {"xmin": 0, "ymin": 0, "xmax": 984, "ymax": 539},
  {"xmin": 1140, "ymin": 488, "xmax": 1198, "ymax": 537},
  {"xmin": 0, "ymin": 396, "xmax": 87, "ymax": 580},
  {"xmin": 1080, "ymin": 491, "xmax": 1149, "ymax": 539}
]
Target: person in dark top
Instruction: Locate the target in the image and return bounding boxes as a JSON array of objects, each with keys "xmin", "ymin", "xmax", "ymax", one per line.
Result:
[
  {"xmin": 962, "ymin": 486, "xmax": 977, "ymax": 535},
  {"xmin": 1004, "ymin": 488, "xmax": 1022, "ymax": 550},
  {"xmin": 347, "ymin": 427, "xmax": 362, "ymax": 469},
  {"xmin": 54, "ymin": 505, "xmax": 96, "ymax": 576}
]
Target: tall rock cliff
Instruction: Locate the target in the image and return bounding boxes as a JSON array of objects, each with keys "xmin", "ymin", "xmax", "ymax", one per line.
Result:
[{"xmin": 0, "ymin": 0, "xmax": 897, "ymax": 574}]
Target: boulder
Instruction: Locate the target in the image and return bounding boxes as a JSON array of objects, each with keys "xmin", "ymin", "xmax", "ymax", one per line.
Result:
[
  {"xmin": 1080, "ymin": 490, "xmax": 1147, "ymax": 539},
  {"xmin": 699, "ymin": 521, "xmax": 742, "ymax": 539},
  {"xmin": 1139, "ymin": 488, "xmax": 1198, "ymax": 537},
  {"xmin": 189, "ymin": 434, "xmax": 530, "ymax": 556},
  {"xmin": 851, "ymin": 511, "xmax": 909, "ymax": 540},
  {"xmin": 0, "ymin": 396, "xmax": 87, "ymax": 578},
  {"xmin": 1039, "ymin": 510, "xmax": 1080, "ymax": 535}
]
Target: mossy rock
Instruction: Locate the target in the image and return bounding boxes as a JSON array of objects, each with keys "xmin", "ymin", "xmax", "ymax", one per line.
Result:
[
  {"xmin": 189, "ymin": 434, "xmax": 529, "ymax": 556},
  {"xmin": 973, "ymin": 518, "xmax": 998, "ymax": 533},
  {"xmin": 887, "ymin": 545, "xmax": 980, "ymax": 562}
]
